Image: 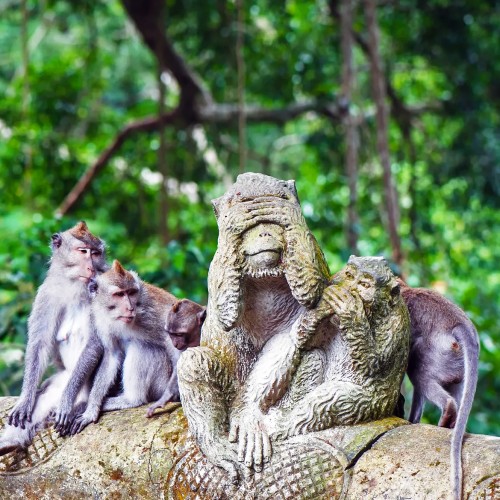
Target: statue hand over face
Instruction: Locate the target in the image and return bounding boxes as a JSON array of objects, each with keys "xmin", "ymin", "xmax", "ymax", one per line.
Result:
[
  {"xmin": 228, "ymin": 406, "xmax": 272, "ymax": 473},
  {"xmin": 218, "ymin": 201, "xmax": 265, "ymax": 239},
  {"xmin": 224, "ymin": 196, "xmax": 306, "ymax": 231},
  {"xmin": 297, "ymin": 283, "xmax": 366, "ymax": 347}
]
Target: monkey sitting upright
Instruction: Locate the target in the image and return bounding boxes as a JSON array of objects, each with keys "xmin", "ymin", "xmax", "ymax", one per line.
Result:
[
  {"xmin": 0, "ymin": 222, "xmax": 107, "ymax": 455},
  {"xmin": 398, "ymin": 279, "xmax": 479, "ymax": 500},
  {"xmin": 66, "ymin": 260, "xmax": 189, "ymax": 435},
  {"xmin": 147, "ymin": 298, "xmax": 206, "ymax": 418}
]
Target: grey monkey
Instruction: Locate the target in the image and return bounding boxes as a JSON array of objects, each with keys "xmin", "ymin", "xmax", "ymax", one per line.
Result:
[
  {"xmin": 399, "ymin": 279, "xmax": 480, "ymax": 500},
  {"xmin": 0, "ymin": 222, "xmax": 107, "ymax": 454},
  {"xmin": 67, "ymin": 260, "xmax": 181, "ymax": 435}
]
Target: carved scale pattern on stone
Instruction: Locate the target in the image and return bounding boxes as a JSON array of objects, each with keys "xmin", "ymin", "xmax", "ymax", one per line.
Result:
[
  {"xmin": 0, "ymin": 402, "xmax": 64, "ymax": 475},
  {"xmin": 166, "ymin": 436, "xmax": 348, "ymax": 499}
]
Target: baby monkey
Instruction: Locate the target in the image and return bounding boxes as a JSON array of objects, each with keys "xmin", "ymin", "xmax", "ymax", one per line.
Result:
[
  {"xmin": 66, "ymin": 261, "xmax": 202, "ymax": 435},
  {"xmin": 147, "ymin": 298, "xmax": 205, "ymax": 417},
  {"xmin": 398, "ymin": 279, "xmax": 479, "ymax": 500}
]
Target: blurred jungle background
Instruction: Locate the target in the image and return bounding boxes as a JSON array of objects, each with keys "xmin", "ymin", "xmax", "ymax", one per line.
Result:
[{"xmin": 0, "ymin": 0, "xmax": 498, "ymax": 435}]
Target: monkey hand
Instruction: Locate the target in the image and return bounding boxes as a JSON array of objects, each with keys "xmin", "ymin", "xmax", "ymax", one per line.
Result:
[
  {"xmin": 218, "ymin": 201, "xmax": 267, "ymax": 239},
  {"xmin": 8, "ymin": 397, "xmax": 34, "ymax": 429},
  {"xmin": 54, "ymin": 401, "xmax": 87, "ymax": 436},
  {"xmin": 227, "ymin": 196, "xmax": 306, "ymax": 232},
  {"xmin": 229, "ymin": 409, "xmax": 272, "ymax": 472},
  {"xmin": 68, "ymin": 407, "xmax": 99, "ymax": 436},
  {"xmin": 318, "ymin": 284, "xmax": 365, "ymax": 325},
  {"xmin": 53, "ymin": 399, "xmax": 74, "ymax": 436},
  {"xmin": 146, "ymin": 391, "xmax": 179, "ymax": 418}
]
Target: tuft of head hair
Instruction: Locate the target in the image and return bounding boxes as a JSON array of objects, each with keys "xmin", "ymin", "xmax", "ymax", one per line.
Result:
[
  {"xmin": 112, "ymin": 260, "xmax": 127, "ymax": 276},
  {"xmin": 100, "ymin": 260, "xmax": 139, "ymax": 289},
  {"xmin": 347, "ymin": 255, "xmax": 394, "ymax": 287},
  {"xmin": 68, "ymin": 221, "xmax": 104, "ymax": 249}
]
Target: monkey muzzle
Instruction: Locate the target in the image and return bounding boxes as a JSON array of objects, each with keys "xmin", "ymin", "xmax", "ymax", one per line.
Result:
[
  {"xmin": 246, "ymin": 249, "xmax": 281, "ymax": 269},
  {"xmin": 119, "ymin": 315, "xmax": 136, "ymax": 324},
  {"xmin": 242, "ymin": 224, "xmax": 284, "ymax": 270}
]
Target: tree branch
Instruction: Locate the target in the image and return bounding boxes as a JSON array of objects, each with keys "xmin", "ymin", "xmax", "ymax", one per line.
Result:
[
  {"xmin": 56, "ymin": 110, "xmax": 182, "ymax": 217},
  {"xmin": 55, "ymin": 101, "xmax": 343, "ymax": 216},
  {"xmin": 57, "ymin": 1, "xmax": 346, "ymax": 216},
  {"xmin": 120, "ymin": 0, "xmax": 212, "ymax": 116}
]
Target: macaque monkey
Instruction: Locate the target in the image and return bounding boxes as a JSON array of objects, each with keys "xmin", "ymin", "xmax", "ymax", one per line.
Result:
[
  {"xmin": 0, "ymin": 222, "xmax": 106, "ymax": 455},
  {"xmin": 398, "ymin": 279, "xmax": 480, "ymax": 500},
  {"xmin": 67, "ymin": 260, "xmax": 181, "ymax": 435},
  {"xmin": 146, "ymin": 299, "xmax": 205, "ymax": 417}
]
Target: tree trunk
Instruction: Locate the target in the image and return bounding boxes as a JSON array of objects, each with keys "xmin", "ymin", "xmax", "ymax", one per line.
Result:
[
  {"xmin": 156, "ymin": 3, "xmax": 169, "ymax": 245},
  {"xmin": 363, "ymin": 0, "xmax": 403, "ymax": 270},
  {"xmin": 339, "ymin": 0, "xmax": 359, "ymax": 255},
  {"xmin": 236, "ymin": 0, "xmax": 247, "ymax": 173},
  {"xmin": 0, "ymin": 398, "xmax": 499, "ymax": 499}
]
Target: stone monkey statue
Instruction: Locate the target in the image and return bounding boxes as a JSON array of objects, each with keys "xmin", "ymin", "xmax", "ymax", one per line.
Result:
[
  {"xmin": 66, "ymin": 260, "xmax": 183, "ymax": 435},
  {"xmin": 263, "ymin": 256, "xmax": 410, "ymax": 441},
  {"xmin": 177, "ymin": 173, "xmax": 410, "ymax": 482},
  {"xmin": 177, "ymin": 173, "xmax": 331, "ymax": 481},
  {"xmin": 0, "ymin": 222, "xmax": 107, "ymax": 454},
  {"xmin": 398, "ymin": 279, "xmax": 480, "ymax": 500}
]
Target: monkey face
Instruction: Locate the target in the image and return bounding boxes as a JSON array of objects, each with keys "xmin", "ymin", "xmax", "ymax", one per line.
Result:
[
  {"xmin": 54, "ymin": 234, "xmax": 106, "ymax": 283},
  {"xmin": 336, "ymin": 264, "xmax": 378, "ymax": 305},
  {"xmin": 165, "ymin": 301, "xmax": 205, "ymax": 351},
  {"xmin": 106, "ymin": 286, "xmax": 140, "ymax": 324},
  {"xmin": 91, "ymin": 261, "xmax": 141, "ymax": 325},
  {"xmin": 241, "ymin": 223, "xmax": 284, "ymax": 275}
]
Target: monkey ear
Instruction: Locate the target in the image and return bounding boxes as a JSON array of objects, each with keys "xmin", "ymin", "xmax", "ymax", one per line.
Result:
[
  {"xmin": 112, "ymin": 260, "xmax": 127, "ymax": 276},
  {"xmin": 88, "ymin": 278, "xmax": 99, "ymax": 297},
  {"xmin": 390, "ymin": 282, "xmax": 401, "ymax": 302},
  {"xmin": 197, "ymin": 307, "xmax": 207, "ymax": 326},
  {"xmin": 286, "ymin": 180, "xmax": 299, "ymax": 200},
  {"xmin": 51, "ymin": 233, "xmax": 63, "ymax": 250}
]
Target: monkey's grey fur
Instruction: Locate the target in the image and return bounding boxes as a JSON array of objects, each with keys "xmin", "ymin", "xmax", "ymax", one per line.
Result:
[
  {"xmin": 67, "ymin": 261, "xmax": 179, "ymax": 435},
  {"xmin": 399, "ymin": 280, "xmax": 479, "ymax": 500},
  {"xmin": 0, "ymin": 222, "xmax": 107, "ymax": 454}
]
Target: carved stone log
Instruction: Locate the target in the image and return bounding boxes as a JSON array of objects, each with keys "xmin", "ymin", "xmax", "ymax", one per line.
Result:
[{"xmin": 1, "ymin": 397, "xmax": 499, "ymax": 499}]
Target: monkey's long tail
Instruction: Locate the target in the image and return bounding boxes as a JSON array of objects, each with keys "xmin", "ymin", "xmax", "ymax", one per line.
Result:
[{"xmin": 451, "ymin": 324, "xmax": 479, "ymax": 500}]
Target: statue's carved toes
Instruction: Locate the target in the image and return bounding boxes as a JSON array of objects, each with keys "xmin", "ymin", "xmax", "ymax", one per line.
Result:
[
  {"xmin": 0, "ymin": 401, "xmax": 64, "ymax": 475},
  {"xmin": 167, "ymin": 435, "xmax": 348, "ymax": 499}
]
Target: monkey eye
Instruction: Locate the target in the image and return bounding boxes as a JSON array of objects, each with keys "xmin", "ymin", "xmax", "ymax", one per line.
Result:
[
  {"xmin": 360, "ymin": 281, "xmax": 371, "ymax": 289},
  {"xmin": 91, "ymin": 250, "xmax": 102, "ymax": 256},
  {"xmin": 113, "ymin": 291, "xmax": 125, "ymax": 297},
  {"xmin": 128, "ymin": 289, "xmax": 138, "ymax": 296},
  {"xmin": 166, "ymin": 330, "xmax": 184, "ymax": 337},
  {"xmin": 78, "ymin": 248, "xmax": 90, "ymax": 254},
  {"xmin": 345, "ymin": 272, "xmax": 354, "ymax": 280}
]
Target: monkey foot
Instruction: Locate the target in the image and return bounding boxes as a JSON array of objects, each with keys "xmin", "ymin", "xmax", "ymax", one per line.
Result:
[{"xmin": 0, "ymin": 440, "xmax": 23, "ymax": 457}]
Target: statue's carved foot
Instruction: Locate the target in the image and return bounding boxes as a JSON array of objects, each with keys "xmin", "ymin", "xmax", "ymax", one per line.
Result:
[{"xmin": 198, "ymin": 435, "xmax": 241, "ymax": 484}]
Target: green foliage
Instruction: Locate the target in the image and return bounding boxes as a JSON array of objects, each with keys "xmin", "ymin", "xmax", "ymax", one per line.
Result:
[{"xmin": 0, "ymin": 0, "xmax": 499, "ymax": 436}]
